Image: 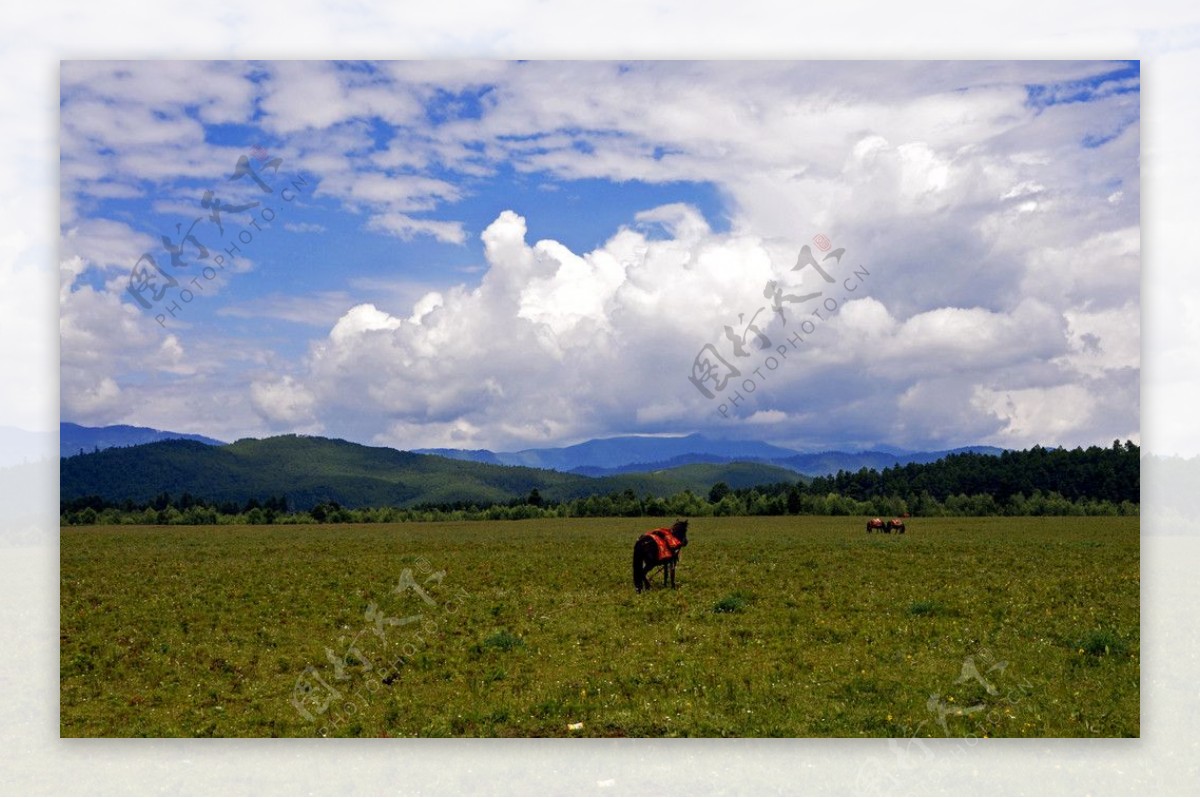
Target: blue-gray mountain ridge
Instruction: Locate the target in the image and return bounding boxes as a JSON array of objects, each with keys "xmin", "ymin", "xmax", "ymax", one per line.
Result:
[
  {"xmin": 415, "ymin": 433, "xmax": 1003, "ymax": 477},
  {"xmin": 60, "ymin": 422, "xmax": 225, "ymax": 459}
]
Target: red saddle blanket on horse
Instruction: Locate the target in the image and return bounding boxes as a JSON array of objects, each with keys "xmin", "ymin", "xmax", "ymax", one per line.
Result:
[{"xmin": 646, "ymin": 527, "xmax": 683, "ymax": 560}]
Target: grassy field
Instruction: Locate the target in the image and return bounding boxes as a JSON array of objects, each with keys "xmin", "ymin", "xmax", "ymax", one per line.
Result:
[{"xmin": 60, "ymin": 516, "xmax": 1139, "ymax": 737}]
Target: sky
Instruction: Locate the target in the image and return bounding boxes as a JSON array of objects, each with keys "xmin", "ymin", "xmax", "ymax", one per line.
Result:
[{"xmin": 59, "ymin": 60, "xmax": 1140, "ymax": 453}]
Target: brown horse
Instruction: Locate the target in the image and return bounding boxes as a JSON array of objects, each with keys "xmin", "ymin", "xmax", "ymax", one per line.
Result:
[
  {"xmin": 867, "ymin": 517, "xmax": 886, "ymax": 533},
  {"xmin": 633, "ymin": 520, "xmax": 689, "ymax": 592},
  {"xmin": 886, "ymin": 518, "xmax": 906, "ymax": 534}
]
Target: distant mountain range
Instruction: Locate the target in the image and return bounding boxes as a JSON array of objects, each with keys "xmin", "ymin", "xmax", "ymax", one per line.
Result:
[
  {"xmin": 59, "ymin": 423, "xmax": 1005, "ymax": 482},
  {"xmin": 59, "ymin": 435, "xmax": 803, "ymax": 511},
  {"xmin": 418, "ymin": 434, "xmax": 802, "ymax": 471},
  {"xmin": 417, "ymin": 433, "xmax": 1004, "ymax": 477},
  {"xmin": 60, "ymin": 422, "xmax": 225, "ymax": 459}
]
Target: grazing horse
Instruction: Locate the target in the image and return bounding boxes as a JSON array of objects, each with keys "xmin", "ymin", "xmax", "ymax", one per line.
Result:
[
  {"xmin": 867, "ymin": 517, "xmax": 886, "ymax": 534},
  {"xmin": 886, "ymin": 519, "xmax": 906, "ymax": 534},
  {"xmin": 633, "ymin": 520, "xmax": 689, "ymax": 592}
]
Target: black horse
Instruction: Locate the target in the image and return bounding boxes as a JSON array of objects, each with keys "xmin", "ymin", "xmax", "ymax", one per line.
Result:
[{"xmin": 632, "ymin": 520, "xmax": 689, "ymax": 592}]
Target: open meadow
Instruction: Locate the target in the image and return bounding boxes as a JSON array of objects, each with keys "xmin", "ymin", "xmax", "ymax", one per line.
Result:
[{"xmin": 60, "ymin": 516, "xmax": 1139, "ymax": 737}]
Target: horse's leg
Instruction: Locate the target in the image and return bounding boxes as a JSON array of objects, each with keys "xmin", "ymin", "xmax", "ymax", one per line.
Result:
[{"xmin": 635, "ymin": 541, "xmax": 654, "ymax": 592}]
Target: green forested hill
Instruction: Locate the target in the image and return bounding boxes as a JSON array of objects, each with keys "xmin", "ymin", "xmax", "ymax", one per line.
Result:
[{"xmin": 58, "ymin": 434, "xmax": 801, "ymax": 510}]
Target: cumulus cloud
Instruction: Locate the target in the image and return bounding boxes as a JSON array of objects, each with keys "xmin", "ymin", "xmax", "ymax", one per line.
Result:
[
  {"xmin": 59, "ymin": 284, "xmax": 159, "ymax": 420},
  {"xmin": 973, "ymin": 384, "xmax": 1100, "ymax": 442},
  {"xmin": 250, "ymin": 375, "xmax": 321, "ymax": 430},
  {"xmin": 1057, "ymin": 302, "xmax": 1139, "ymax": 378},
  {"xmin": 282, "ymin": 208, "xmax": 771, "ymax": 448},
  {"xmin": 259, "ymin": 195, "xmax": 1121, "ymax": 451}
]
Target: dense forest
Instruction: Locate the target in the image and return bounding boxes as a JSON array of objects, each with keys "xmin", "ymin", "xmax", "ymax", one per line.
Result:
[
  {"xmin": 61, "ymin": 440, "xmax": 1139, "ymax": 525},
  {"xmin": 807, "ymin": 440, "xmax": 1139, "ymax": 505}
]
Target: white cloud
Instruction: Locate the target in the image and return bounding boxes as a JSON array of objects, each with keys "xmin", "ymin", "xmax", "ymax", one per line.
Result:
[
  {"xmin": 250, "ymin": 376, "xmax": 320, "ymax": 430},
  {"xmin": 259, "ymin": 62, "xmax": 423, "ymax": 135},
  {"xmin": 250, "ymin": 198, "xmax": 1113, "ymax": 451},
  {"xmin": 1057, "ymin": 302, "xmax": 1140, "ymax": 378},
  {"xmin": 745, "ymin": 410, "xmax": 789, "ymax": 425},
  {"xmin": 408, "ymin": 292, "xmax": 443, "ymax": 324},
  {"xmin": 1021, "ymin": 226, "xmax": 1139, "ymax": 309},
  {"xmin": 365, "ymin": 212, "xmax": 467, "ymax": 244},
  {"xmin": 259, "ymin": 62, "xmax": 356, "ymax": 133},
  {"xmin": 291, "ymin": 208, "xmax": 762, "ymax": 447},
  {"xmin": 283, "ymin": 222, "xmax": 327, "ymax": 233},
  {"xmin": 218, "ymin": 291, "xmax": 355, "ymax": 327},
  {"xmin": 59, "ymin": 284, "xmax": 158, "ymax": 421},
  {"xmin": 329, "ymin": 303, "xmax": 403, "ymax": 344},
  {"xmin": 972, "ymin": 384, "xmax": 1099, "ymax": 444},
  {"xmin": 59, "ymin": 218, "xmax": 156, "ymax": 282},
  {"xmin": 57, "ymin": 60, "xmax": 1140, "ymax": 451},
  {"xmin": 882, "ymin": 299, "xmax": 1067, "ymax": 377}
]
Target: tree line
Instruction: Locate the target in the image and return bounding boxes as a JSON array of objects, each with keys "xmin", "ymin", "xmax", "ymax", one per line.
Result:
[
  {"xmin": 60, "ymin": 441, "xmax": 1139, "ymax": 526},
  {"xmin": 808, "ymin": 441, "xmax": 1139, "ymax": 505}
]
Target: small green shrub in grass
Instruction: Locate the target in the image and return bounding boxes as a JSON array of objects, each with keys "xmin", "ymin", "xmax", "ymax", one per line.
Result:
[
  {"xmin": 483, "ymin": 630, "xmax": 523, "ymax": 651},
  {"xmin": 1076, "ymin": 629, "xmax": 1128, "ymax": 658},
  {"xmin": 714, "ymin": 593, "xmax": 750, "ymax": 613},
  {"xmin": 908, "ymin": 599, "xmax": 942, "ymax": 616}
]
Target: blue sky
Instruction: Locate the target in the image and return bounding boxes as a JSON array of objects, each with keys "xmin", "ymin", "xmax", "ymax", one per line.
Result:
[{"xmin": 59, "ymin": 60, "xmax": 1140, "ymax": 452}]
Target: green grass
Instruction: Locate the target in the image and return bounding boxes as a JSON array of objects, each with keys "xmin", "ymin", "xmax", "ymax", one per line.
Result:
[{"xmin": 59, "ymin": 516, "xmax": 1139, "ymax": 737}]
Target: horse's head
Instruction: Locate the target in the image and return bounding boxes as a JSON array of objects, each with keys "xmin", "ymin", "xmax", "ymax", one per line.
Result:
[{"xmin": 672, "ymin": 519, "xmax": 689, "ymax": 547}]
